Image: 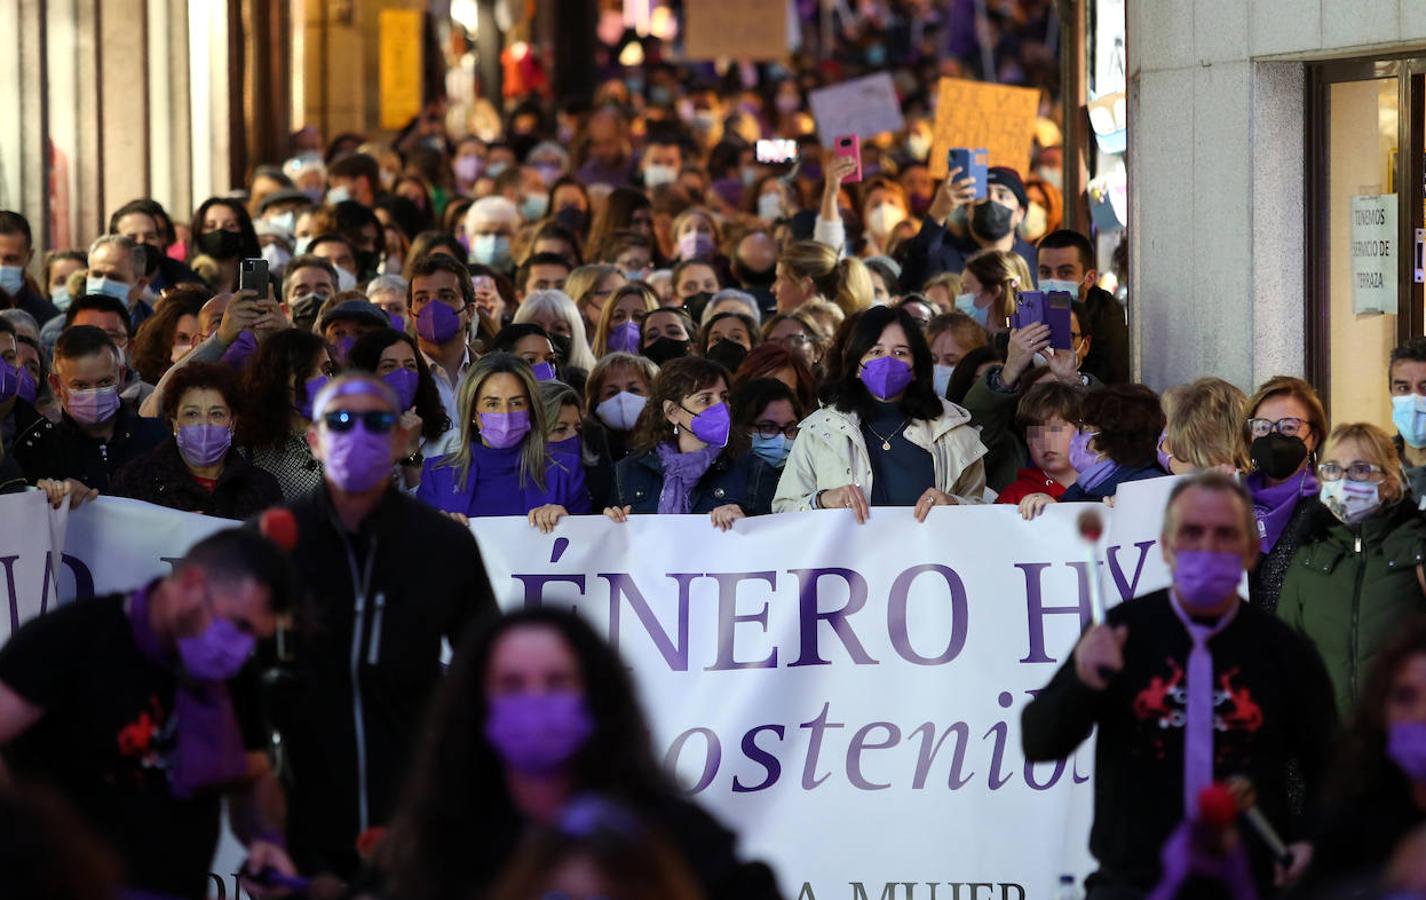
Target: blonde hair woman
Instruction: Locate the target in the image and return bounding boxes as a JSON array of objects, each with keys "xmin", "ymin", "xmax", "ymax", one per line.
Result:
[
  {"xmin": 414, "ymin": 352, "xmax": 589, "ymax": 527},
  {"xmin": 960, "ymin": 249, "xmax": 1028, "ymax": 335},
  {"xmin": 670, "ymin": 207, "xmax": 722, "ymax": 262},
  {"xmin": 564, "ymin": 263, "xmax": 625, "ymax": 331},
  {"xmin": 1279, "ymin": 421, "xmax": 1426, "ymax": 715},
  {"xmin": 1159, "ymin": 377, "xmax": 1250, "ymax": 473},
  {"xmin": 591, "ymin": 282, "xmax": 659, "ymax": 358},
  {"xmin": 831, "ymin": 256, "xmax": 875, "ymax": 318},
  {"xmin": 772, "ymin": 241, "xmax": 839, "ymax": 313}
]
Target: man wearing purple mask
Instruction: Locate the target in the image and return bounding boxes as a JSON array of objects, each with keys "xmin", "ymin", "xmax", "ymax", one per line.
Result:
[
  {"xmin": 0, "ymin": 316, "xmax": 43, "ymax": 456},
  {"xmin": 409, "ymin": 254, "xmax": 480, "ymax": 446},
  {"xmin": 1022, "ymin": 472, "xmax": 1338, "ymax": 899},
  {"xmin": 317, "ymin": 299, "xmax": 388, "ymax": 368},
  {"xmin": 268, "ymin": 372, "xmax": 496, "ymax": 883},
  {"xmin": 13, "ymin": 325, "xmax": 167, "ymax": 497},
  {"xmin": 0, "ymin": 527, "xmax": 299, "ymax": 899}
]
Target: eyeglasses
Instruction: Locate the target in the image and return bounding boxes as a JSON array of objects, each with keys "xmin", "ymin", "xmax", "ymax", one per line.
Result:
[
  {"xmin": 321, "ymin": 409, "xmax": 397, "ymax": 433},
  {"xmin": 772, "ymin": 333, "xmax": 811, "ymax": 348},
  {"xmin": 105, "ymin": 330, "xmax": 130, "ymax": 348},
  {"xmin": 1317, "ymin": 461, "xmax": 1386, "ymax": 483},
  {"xmin": 1248, "ymin": 417, "xmax": 1308, "ymax": 439},
  {"xmin": 752, "ymin": 421, "xmax": 799, "ymax": 440}
]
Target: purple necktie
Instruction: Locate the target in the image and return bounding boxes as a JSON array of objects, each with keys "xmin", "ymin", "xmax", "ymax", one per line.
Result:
[{"xmin": 1169, "ymin": 594, "xmax": 1238, "ymax": 819}]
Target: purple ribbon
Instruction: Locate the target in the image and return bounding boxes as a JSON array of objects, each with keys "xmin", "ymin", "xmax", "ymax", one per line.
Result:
[
  {"xmin": 1245, "ymin": 469, "xmax": 1318, "ymax": 554},
  {"xmin": 129, "ymin": 585, "xmax": 249, "ymax": 799},
  {"xmin": 1147, "ymin": 819, "xmax": 1259, "ymax": 900}
]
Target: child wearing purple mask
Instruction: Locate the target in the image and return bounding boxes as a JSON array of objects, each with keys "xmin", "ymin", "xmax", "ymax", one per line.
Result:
[{"xmin": 414, "ymin": 353, "xmax": 590, "ymax": 530}]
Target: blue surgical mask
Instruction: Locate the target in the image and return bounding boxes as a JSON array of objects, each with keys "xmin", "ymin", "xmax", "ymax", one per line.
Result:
[
  {"xmin": 751, "ymin": 432, "xmax": 791, "ymax": 468},
  {"xmin": 520, "ymin": 194, "xmax": 550, "ymax": 222},
  {"xmin": 1039, "ymin": 278, "xmax": 1081, "ymax": 299},
  {"xmin": 933, "ymin": 364, "xmax": 955, "ymax": 397},
  {"xmin": 1393, "ymin": 393, "xmax": 1426, "ymax": 449},
  {"xmin": 955, "ymin": 292, "xmax": 988, "ymax": 326},
  {"xmin": 50, "ymin": 286, "xmax": 72, "ymax": 311},
  {"xmin": 471, "ymin": 234, "xmax": 512, "ymax": 268},
  {"xmin": 0, "ymin": 265, "xmax": 22, "ymax": 296},
  {"xmin": 86, "ymin": 275, "xmax": 131, "ymax": 304}
]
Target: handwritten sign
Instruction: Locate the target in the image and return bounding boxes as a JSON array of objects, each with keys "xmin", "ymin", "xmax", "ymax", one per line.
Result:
[
  {"xmin": 808, "ymin": 73, "xmax": 906, "ymax": 147},
  {"xmin": 929, "ymin": 78, "xmax": 1040, "ymax": 178},
  {"xmin": 379, "ymin": 9, "xmax": 423, "ymax": 131},
  {"xmin": 684, "ymin": 0, "xmax": 788, "ymax": 61},
  {"xmin": 1351, "ymin": 194, "xmax": 1398, "ymax": 316}
]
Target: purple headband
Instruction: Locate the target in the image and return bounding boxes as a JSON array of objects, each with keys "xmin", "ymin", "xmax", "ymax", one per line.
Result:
[{"xmin": 312, "ymin": 376, "xmax": 399, "ymax": 421}]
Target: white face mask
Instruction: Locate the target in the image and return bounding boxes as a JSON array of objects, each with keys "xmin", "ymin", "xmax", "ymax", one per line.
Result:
[
  {"xmin": 1320, "ymin": 479, "xmax": 1382, "ymax": 525},
  {"xmin": 866, "ymin": 202, "xmax": 906, "ymax": 237},
  {"xmin": 261, "ymin": 243, "xmax": 293, "ymax": 277},
  {"xmin": 933, "ymin": 364, "xmax": 955, "ymax": 397},
  {"xmin": 335, "ymin": 266, "xmax": 358, "ymax": 292},
  {"xmin": 1039, "ymin": 278, "xmax": 1082, "ymax": 300},
  {"xmin": 757, "ymin": 192, "xmax": 784, "ymax": 222},
  {"xmin": 595, "ymin": 390, "xmax": 648, "ymax": 432},
  {"xmin": 643, "ymin": 164, "xmax": 678, "ymax": 188}
]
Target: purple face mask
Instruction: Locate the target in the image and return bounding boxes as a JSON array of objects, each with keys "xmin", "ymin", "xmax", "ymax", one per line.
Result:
[
  {"xmin": 485, "ymin": 691, "xmax": 594, "ymax": 775},
  {"xmin": 15, "ymin": 366, "xmax": 36, "ymax": 406},
  {"xmin": 1068, "ymin": 429, "xmax": 1101, "ymax": 473},
  {"xmin": 1156, "ymin": 429, "xmax": 1173, "ymax": 472},
  {"xmin": 66, "ymin": 385, "xmax": 121, "ymax": 425},
  {"xmin": 0, "ymin": 357, "xmax": 20, "ymax": 403},
  {"xmin": 1173, "ymin": 550, "xmax": 1245, "ymax": 611},
  {"xmin": 297, "ymin": 374, "xmax": 330, "ymax": 421},
  {"xmin": 416, "ymin": 301, "xmax": 462, "ymax": 344},
  {"xmin": 221, "ymin": 331, "xmax": 259, "ymax": 371},
  {"xmin": 531, "ymin": 361, "xmax": 557, "ymax": 382},
  {"xmin": 388, "ymin": 313, "xmax": 406, "ymax": 334},
  {"xmin": 1388, "ymin": 721, "xmax": 1426, "ymax": 783},
  {"xmin": 480, "ymin": 409, "xmax": 532, "ymax": 449},
  {"xmin": 687, "ymin": 401, "xmax": 731, "ymax": 448},
  {"xmin": 607, "ymin": 320, "xmax": 641, "ymax": 354},
  {"xmin": 322, "ymin": 421, "xmax": 395, "ymax": 492},
  {"xmin": 382, "ymin": 367, "xmax": 420, "ymax": 411},
  {"xmin": 178, "ymin": 615, "xmax": 255, "ymax": 681},
  {"xmin": 859, "ymin": 356, "xmax": 914, "ymax": 401},
  {"xmin": 332, "ymin": 335, "xmax": 357, "ymax": 367},
  {"xmin": 677, "ymin": 230, "xmax": 715, "ymax": 261},
  {"xmin": 176, "ymin": 424, "xmax": 233, "ymax": 467}
]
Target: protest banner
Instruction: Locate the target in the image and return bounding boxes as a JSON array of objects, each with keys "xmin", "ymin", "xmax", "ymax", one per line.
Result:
[
  {"xmin": 929, "ymin": 78, "xmax": 1041, "ymax": 179},
  {"xmin": 808, "ymin": 73, "xmax": 906, "ymax": 147},
  {"xmin": 0, "ymin": 477, "xmax": 1181, "ymax": 897},
  {"xmin": 683, "ymin": 0, "xmax": 789, "ymax": 61}
]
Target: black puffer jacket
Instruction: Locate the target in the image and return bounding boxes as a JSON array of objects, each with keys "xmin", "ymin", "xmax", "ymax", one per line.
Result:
[{"xmin": 110, "ymin": 438, "xmax": 283, "ymax": 519}]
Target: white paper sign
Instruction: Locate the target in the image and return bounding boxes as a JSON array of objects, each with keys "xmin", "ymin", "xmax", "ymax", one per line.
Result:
[
  {"xmin": 1351, "ymin": 193, "xmax": 1398, "ymax": 315},
  {"xmin": 808, "ymin": 73, "xmax": 906, "ymax": 146}
]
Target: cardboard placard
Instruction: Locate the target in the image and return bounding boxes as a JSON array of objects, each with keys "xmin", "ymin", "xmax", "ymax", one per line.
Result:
[
  {"xmin": 807, "ymin": 73, "xmax": 906, "ymax": 147},
  {"xmin": 683, "ymin": 0, "xmax": 788, "ymax": 61},
  {"xmin": 929, "ymin": 78, "xmax": 1041, "ymax": 178},
  {"xmin": 379, "ymin": 9, "xmax": 424, "ymax": 131}
]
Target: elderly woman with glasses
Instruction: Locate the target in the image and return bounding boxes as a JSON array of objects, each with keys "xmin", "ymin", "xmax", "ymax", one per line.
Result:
[{"xmin": 1278, "ymin": 422, "xmax": 1426, "ymax": 717}]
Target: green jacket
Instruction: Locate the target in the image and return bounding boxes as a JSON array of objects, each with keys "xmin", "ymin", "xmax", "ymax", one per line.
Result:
[{"xmin": 1278, "ymin": 499, "xmax": 1426, "ymax": 716}]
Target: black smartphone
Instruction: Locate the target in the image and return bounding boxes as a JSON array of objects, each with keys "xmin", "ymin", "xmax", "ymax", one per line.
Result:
[{"xmin": 238, "ymin": 258, "xmax": 269, "ymax": 295}]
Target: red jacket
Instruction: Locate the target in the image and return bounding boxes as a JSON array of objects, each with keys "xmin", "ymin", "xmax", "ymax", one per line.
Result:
[{"xmin": 996, "ymin": 467, "xmax": 1069, "ymax": 505}]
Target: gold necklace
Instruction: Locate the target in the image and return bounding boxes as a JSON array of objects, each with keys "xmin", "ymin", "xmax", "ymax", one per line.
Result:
[{"xmin": 864, "ymin": 416, "xmax": 909, "ymax": 451}]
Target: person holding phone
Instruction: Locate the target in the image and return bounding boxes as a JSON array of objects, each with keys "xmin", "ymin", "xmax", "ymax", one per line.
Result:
[
  {"xmin": 898, "ymin": 164, "xmax": 1039, "ymax": 294},
  {"xmin": 773, "ymin": 305, "xmax": 988, "ymax": 521}
]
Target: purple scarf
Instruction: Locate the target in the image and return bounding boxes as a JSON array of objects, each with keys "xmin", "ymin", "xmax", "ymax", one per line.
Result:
[
  {"xmin": 655, "ymin": 442, "xmax": 721, "ymax": 514},
  {"xmin": 129, "ymin": 584, "xmax": 248, "ymax": 800},
  {"xmin": 1246, "ymin": 469, "xmax": 1318, "ymax": 554}
]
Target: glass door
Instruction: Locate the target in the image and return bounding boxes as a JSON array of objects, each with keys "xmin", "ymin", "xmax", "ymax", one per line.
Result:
[{"xmin": 1307, "ymin": 58, "xmax": 1426, "ymax": 425}]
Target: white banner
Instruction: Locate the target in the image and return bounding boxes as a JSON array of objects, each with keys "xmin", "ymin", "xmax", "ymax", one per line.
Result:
[{"xmin": 0, "ymin": 477, "xmax": 1183, "ymax": 898}]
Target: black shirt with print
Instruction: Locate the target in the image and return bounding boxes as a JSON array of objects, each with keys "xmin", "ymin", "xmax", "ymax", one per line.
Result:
[
  {"xmin": 1021, "ymin": 590, "xmax": 1339, "ymax": 893},
  {"xmin": 0, "ymin": 593, "xmax": 264, "ymax": 899}
]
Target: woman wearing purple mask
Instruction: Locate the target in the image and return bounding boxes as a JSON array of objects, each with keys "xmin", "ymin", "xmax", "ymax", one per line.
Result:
[
  {"xmin": 1017, "ymin": 383, "xmax": 1168, "ymax": 520},
  {"xmin": 347, "ymin": 328, "xmax": 452, "ymax": 486},
  {"xmin": 239, "ymin": 329, "xmax": 335, "ymax": 499},
  {"xmin": 1304, "ymin": 618, "xmax": 1426, "ymax": 888},
  {"xmin": 773, "ymin": 305, "xmax": 989, "ymax": 524},
  {"xmin": 414, "ymin": 353, "xmax": 590, "ymax": 530},
  {"xmin": 604, "ymin": 356, "xmax": 775, "ymax": 531},
  {"xmin": 591, "ymin": 283, "xmax": 657, "ymax": 359},
  {"xmin": 111, "ymin": 362, "xmax": 282, "ymax": 517},
  {"xmin": 381, "ymin": 607, "xmax": 781, "ymax": 900}
]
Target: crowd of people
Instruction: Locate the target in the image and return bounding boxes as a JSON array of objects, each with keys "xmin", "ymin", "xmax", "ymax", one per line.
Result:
[{"xmin": 0, "ymin": 48, "xmax": 1420, "ymax": 900}]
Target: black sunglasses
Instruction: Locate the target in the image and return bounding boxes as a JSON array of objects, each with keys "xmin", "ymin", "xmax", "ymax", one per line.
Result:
[{"xmin": 322, "ymin": 409, "xmax": 397, "ymax": 434}]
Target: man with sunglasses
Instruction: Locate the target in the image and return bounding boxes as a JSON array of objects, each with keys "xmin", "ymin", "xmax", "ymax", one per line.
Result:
[{"xmin": 264, "ymin": 373, "xmax": 497, "ymax": 883}]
